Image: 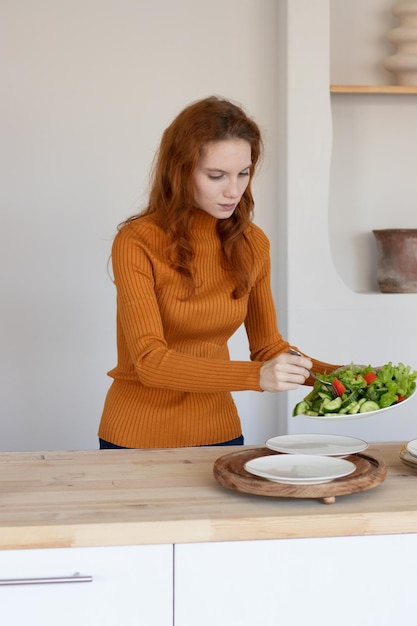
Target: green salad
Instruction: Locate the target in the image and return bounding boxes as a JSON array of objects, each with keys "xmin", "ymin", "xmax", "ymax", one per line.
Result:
[{"xmin": 293, "ymin": 362, "xmax": 417, "ymax": 417}]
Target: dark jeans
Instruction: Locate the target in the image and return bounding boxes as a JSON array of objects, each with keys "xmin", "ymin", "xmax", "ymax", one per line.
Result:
[{"xmin": 99, "ymin": 435, "xmax": 244, "ymax": 449}]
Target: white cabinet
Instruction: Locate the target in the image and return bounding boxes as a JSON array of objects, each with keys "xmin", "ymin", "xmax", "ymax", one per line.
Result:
[
  {"xmin": 5, "ymin": 534, "xmax": 417, "ymax": 626},
  {"xmin": 175, "ymin": 534, "xmax": 417, "ymax": 626},
  {"xmin": 0, "ymin": 544, "xmax": 173, "ymax": 626}
]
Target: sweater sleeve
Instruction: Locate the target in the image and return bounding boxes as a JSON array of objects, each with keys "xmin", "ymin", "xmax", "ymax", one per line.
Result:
[
  {"xmin": 111, "ymin": 226, "xmax": 263, "ymax": 393},
  {"xmin": 244, "ymin": 229, "xmax": 341, "ymax": 383}
]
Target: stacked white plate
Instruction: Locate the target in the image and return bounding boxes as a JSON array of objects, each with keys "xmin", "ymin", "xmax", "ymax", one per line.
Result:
[
  {"xmin": 244, "ymin": 434, "xmax": 367, "ymax": 486},
  {"xmin": 244, "ymin": 454, "xmax": 356, "ymax": 485},
  {"xmin": 265, "ymin": 433, "xmax": 368, "ymax": 457},
  {"xmin": 400, "ymin": 438, "xmax": 417, "ymax": 470},
  {"xmin": 406, "ymin": 438, "xmax": 417, "ymax": 458}
]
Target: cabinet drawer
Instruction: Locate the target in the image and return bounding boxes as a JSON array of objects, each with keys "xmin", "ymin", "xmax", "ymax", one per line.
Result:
[{"xmin": 1, "ymin": 544, "xmax": 172, "ymax": 626}]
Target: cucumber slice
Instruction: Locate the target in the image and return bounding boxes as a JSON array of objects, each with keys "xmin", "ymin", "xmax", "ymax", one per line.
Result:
[
  {"xmin": 319, "ymin": 397, "xmax": 331, "ymax": 413},
  {"xmin": 318, "ymin": 391, "xmax": 333, "ymax": 401},
  {"xmin": 339, "ymin": 405, "xmax": 351, "ymax": 414},
  {"xmin": 322, "ymin": 397, "xmax": 342, "ymax": 413},
  {"xmin": 359, "ymin": 400, "xmax": 380, "ymax": 413},
  {"xmin": 292, "ymin": 401, "xmax": 310, "ymax": 416},
  {"xmin": 348, "ymin": 402, "xmax": 361, "ymax": 414},
  {"xmin": 341, "ymin": 391, "xmax": 359, "ymax": 409}
]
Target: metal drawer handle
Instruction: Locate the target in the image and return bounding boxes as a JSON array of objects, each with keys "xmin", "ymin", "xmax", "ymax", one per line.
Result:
[{"xmin": 0, "ymin": 573, "xmax": 93, "ymax": 586}]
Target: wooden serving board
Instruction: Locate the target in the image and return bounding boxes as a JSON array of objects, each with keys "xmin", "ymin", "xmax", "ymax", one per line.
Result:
[{"xmin": 213, "ymin": 447, "xmax": 386, "ymax": 504}]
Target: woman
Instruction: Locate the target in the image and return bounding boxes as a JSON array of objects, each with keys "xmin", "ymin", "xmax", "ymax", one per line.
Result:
[{"xmin": 98, "ymin": 96, "xmax": 339, "ymax": 449}]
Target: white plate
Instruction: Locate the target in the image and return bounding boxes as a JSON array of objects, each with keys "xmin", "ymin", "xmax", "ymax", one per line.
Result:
[
  {"xmin": 298, "ymin": 387, "xmax": 416, "ymax": 420},
  {"xmin": 244, "ymin": 454, "xmax": 356, "ymax": 485},
  {"xmin": 406, "ymin": 438, "xmax": 417, "ymax": 457},
  {"xmin": 265, "ymin": 434, "xmax": 368, "ymax": 457}
]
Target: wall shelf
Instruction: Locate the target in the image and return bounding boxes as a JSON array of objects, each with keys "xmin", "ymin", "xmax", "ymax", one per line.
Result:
[{"xmin": 331, "ymin": 85, "xmax": 417, "ymax": 94}]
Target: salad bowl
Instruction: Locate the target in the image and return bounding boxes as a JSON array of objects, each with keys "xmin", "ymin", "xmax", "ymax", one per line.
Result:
[
  {"xmin": 293, "ymin": 362, "xmax": 417, "ymax": 421},
  {"xmin": 298, "ymin": 388, "xmax": 416, "ymax": 421}
]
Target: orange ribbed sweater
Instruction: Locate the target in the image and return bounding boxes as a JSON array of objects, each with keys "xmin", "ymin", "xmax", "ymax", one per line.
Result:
[{"xmin": 98, "ymin": 209, "xmax": 338, "ymax": 448}]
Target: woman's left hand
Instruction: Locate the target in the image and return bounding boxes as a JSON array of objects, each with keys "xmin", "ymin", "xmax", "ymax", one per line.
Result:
[{"xmin": 259, "ymin": 352, "xmax": 312, "ymax": 392}]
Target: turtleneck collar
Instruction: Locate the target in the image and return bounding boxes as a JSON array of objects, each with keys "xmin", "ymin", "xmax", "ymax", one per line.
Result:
[{"xmin": 191, "ymin": 207, "xmax": 222, "ymax": 230}]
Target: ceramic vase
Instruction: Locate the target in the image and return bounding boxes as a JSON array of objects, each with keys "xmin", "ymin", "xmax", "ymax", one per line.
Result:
[
  {"xmin": 373, "ymin": 229, "xmax": 417, "ymax": 292},
  {"xmin": 384, "ymin": 1, "xmax": 417, "ymax": 85}
]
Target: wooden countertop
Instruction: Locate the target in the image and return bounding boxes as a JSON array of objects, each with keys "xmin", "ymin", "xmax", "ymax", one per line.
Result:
[{"xmin": 0, "ymin": 443, "xmax": 416, "ymax": 550}]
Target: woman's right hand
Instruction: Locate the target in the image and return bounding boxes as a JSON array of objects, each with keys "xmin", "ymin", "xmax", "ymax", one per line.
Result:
[{"xmin": 259, "ymin": 351, "xmax": 312, "ymax": 392}]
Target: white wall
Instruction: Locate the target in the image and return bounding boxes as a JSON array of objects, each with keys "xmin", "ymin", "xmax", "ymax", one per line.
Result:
[
  {"xmin": 284, "ymin": 0, "xmax": 417, "ymax": 443},
  {"xmin": 0, "ymin": 0, "xmax": 282, "ymax": 451},
  {"xmin": 330, "ymin": 0, "xmax": 417, "ymax": 293},
  {"xmin": 1, "ymin": 0, "xmax": 416, "ymax": 452}
]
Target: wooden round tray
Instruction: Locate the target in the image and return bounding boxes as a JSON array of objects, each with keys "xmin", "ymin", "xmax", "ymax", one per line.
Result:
[{"xmin": 213, "ymin": 447, "xmax": 386, "ymax": 504}]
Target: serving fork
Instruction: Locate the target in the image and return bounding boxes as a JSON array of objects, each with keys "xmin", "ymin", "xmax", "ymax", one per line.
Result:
[{"xmin": 288, "ymin": 348, "xmax": 339, "ymax": 399}]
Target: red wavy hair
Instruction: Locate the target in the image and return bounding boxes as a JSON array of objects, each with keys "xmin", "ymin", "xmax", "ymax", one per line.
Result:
[{"xmin": 121, "ymin": 96, "xmax": 263, "ymax": 298}]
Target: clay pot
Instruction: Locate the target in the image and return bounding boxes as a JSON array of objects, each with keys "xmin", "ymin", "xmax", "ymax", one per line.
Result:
[{"xmin": 373, "ymin": 229, "xmax": 417, "ymax": 293}]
